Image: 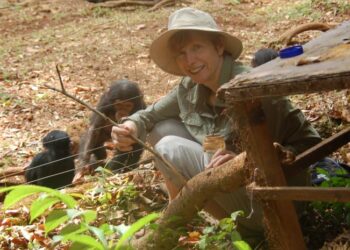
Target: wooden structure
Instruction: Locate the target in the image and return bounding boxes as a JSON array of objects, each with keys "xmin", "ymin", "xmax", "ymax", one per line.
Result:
[{"xmin": 219, "ymin": 21, "xmax": 350, "ymax": 249}]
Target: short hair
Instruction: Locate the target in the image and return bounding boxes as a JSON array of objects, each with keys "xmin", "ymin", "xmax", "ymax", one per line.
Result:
[{"xmin": 168, "ymin": 30, "xmax": 223, "ymax": 55}]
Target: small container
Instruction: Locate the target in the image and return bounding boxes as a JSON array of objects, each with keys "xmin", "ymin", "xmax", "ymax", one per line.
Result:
[
  {"xmin": 203, "ymin": 135, "xmax": 226, "ymax": 163},
  {"xmin": 279, "ymin": 45, "xmax": 304, "ymax": 59}
]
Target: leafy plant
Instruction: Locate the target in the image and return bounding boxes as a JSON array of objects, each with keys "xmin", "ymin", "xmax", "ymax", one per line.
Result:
[
  {"xmin": 197, "ymin": 211, "xmax": 251, "ymax": 250},
  {"xmin": 311, "ymin": 166, "xmax": 350, "ymax": 226},
  {"xmin": 0, "ymin": 185, "xmax": 159, "ymax": 249}
]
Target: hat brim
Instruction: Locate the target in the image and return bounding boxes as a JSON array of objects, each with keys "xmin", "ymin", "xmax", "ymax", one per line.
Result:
[{"xmin": 150, "ymin": 28, "xmax": 243, "ymax": 76}]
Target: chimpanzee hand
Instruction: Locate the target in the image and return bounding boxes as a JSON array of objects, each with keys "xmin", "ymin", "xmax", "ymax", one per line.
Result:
[
  {"xmin": 111, "ymin": 120, "xmax": 138, "ymax": 152},
  {"xmin": 205, "ymin": 149, "xmax": 236, "ymax": 169},
  {"xmin": 273, "ymin": 142, "xmax": 296, "ymax": 165}
]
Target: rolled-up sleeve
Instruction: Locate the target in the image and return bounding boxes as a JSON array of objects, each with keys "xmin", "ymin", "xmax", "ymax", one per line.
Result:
[{"xmin": 127, "ymin": 86, "xmax": 180, "ymax": 141}]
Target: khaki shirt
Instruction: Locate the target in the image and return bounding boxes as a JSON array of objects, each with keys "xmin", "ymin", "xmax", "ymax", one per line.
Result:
[{"xmin": 128, "ymin": 55, "xmax": 321, "ymax": 154}]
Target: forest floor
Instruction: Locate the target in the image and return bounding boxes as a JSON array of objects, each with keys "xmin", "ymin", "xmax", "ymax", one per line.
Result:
[{"xmin": 0, "ymin": 0, "xmax": 350, "ymax": 249}]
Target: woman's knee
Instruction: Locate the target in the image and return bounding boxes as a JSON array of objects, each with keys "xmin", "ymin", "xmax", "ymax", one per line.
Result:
[
  {"xmin": 155, "ymin": 135, "xmax": 186, "ymax": 156},
  {"xmin": 155, "ymin": 135, "xmax": 204, "ymax": 179},
  {"xmin": 148, "ymin": 119, "xmax": 194, "ymax": 146}
]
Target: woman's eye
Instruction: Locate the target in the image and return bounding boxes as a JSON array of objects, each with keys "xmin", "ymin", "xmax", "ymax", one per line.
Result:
[
  {"xmin": 192, "ymin": 44, "xmax": 201, "ymax": 52},
  {"xmin": 176, "ymin": 52, "xmax": 186, "ymax": 60}
]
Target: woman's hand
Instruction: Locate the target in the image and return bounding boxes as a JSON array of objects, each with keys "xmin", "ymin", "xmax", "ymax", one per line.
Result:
[
  {"xmin": 205, "ymin": 149, "xmax": 236, "ymax": 169},
  {"xmin": 111, "ymin": 120, "xmax": 138, "ymax": 152},
  {"xmin": 273, "ymin": 142, "xmax": 295, "ymax": 165}
]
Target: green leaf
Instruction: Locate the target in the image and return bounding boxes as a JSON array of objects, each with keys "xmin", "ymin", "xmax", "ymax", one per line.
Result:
[
  {"xmin": 66, "ymin": 209, "xmax": 97, "ymax": 224},
  {"xmin": 60, "ymin": 223, "xmax": 88, "ymax": 236},
  {"xmin": 231, "ymin": 210, "xmax": 244, "ymax": 221},
  {"xmin": 45, "ymin": 210, "xmax": 69, "ymax": 234},
  {"xmin": 89, "ymin": 225, "xmax": 108, "ymax": 247},
  {"xmin": 99, "ymin": 223, "xmax": 115, "ymax": 236},
  {"xmin": 198, "ymin": 235, "xmax": 208, "ymax": 250},
  {"xmin": 203, "ymin": 226, "xmax": 214, "ymax": 234},
  {"xmin": 3, "ymin": 185, "xmax": 54, "ymax": 209},
  {"xmin": 231, "ymin": 230, "xmax": 242, "ymax": 241},
  {"xmin": 30, "ymin": 196, "xmax": 60, "ymax": 222},
  {"xmin": 66, "ymin": 209, "xmax": 82, "ymax": 219},
  {"xmin": 233, "ymin": 240, "xmax": 252, "ymax": 250},
  {"xmin": 83, "ymin": 210, "xmax": 97, "ymax": 224},
  {"xmin": 64, "ymin": 234, "xmax": 105, "ymax": 250},
  {"xmin": 0, "ymin": 185, "xmax": 76, "ymax": 209},
  {"xmin": 115, "ymin": 213, "xmax": 159, "ymax": 249}
]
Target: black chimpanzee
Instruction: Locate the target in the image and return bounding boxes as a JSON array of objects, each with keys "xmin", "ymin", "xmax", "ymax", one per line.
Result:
[
  {"xmin": 25, "ymin": 130, "xmax": 75, "ymax": 189},
  {"xmin": 251, "ymin": 48, "xmax": 279, "ymax": 68},
  {"xmin": 77, "ymin": 79, "xmax": 146, "ymax": 176}
]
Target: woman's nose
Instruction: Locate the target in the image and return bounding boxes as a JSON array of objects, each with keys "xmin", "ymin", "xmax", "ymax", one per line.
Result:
[{"xmin": 185, "ymin": 50, "xmax": 197, "ymax": 65}]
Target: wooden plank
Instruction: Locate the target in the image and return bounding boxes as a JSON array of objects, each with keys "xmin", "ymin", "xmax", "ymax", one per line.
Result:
[
  {"xmin": 285, "ymin": 126, "xmax": 350, "ymax": 177},
  {"xmin": 219, "ymin": 21, "xmax": 350, "ymax": 101},
  {"xmin": 250, "ymin": 186, "xmax": 350, "ymax": 202},
  {"xmin": 232, "ymin": 100, "xmax": 306, "ymax": 250}
]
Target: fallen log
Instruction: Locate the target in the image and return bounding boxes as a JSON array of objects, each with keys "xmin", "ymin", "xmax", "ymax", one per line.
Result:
[{"xmin": 132, "ymin": 152, "xmax": 248, "ymax": 249}]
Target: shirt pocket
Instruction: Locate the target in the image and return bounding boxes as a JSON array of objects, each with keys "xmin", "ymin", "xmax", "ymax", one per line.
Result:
[{"xmin": 179, "ymin": 112, "xmax": 203, "ymax": 127}]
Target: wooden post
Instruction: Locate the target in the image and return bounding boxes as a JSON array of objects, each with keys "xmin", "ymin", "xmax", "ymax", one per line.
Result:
[
  {"xmin": 249, "ymin": 186, "xmax": 350, "ymax": 202},
  {"xmin": 231, "ymin": 100, "xmax": 306, "ymax": 250}
]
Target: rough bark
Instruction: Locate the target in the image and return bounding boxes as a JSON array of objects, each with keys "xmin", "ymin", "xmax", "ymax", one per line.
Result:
[
  {"xmin": 132, "ymin": 152, "xmax": 248, "ymax": 250},
  {"xmin": 218, "ymin": 21, "xmax": 350, "ymax": 101}
]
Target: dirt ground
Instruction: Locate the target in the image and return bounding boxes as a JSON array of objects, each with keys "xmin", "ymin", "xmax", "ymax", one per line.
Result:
[
  {"xmin": 1, "ymin": 0, "xmax": 349, "ymax": 168},
  {"xmin": 0, "ymin": 0, "xmax": 350, "ymax": 248}
]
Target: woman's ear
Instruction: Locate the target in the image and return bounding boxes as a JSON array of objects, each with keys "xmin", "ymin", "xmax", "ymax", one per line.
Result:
[{"xmin": 215, "ymin": 37, "xmax": 225, "ymax": 56}]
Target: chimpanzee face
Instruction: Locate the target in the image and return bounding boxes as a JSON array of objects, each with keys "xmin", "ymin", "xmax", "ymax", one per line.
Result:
[{"xmin": 114, "ymin": 100, "xmax": 134, "ymax": 120}]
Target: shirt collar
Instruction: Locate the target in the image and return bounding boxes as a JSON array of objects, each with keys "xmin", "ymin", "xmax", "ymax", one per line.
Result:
[{"xmin": 215, "ymin": 53, "xmax": 233, "ymax": 107}]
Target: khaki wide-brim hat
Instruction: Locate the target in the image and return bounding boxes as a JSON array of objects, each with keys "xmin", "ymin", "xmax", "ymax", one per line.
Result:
[{"xmin": 150, "ymin": 7, "xmax": 243, "ymax": 76}]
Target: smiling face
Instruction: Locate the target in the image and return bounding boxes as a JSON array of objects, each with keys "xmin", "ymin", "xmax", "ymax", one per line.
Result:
[{"xmin": 170, "ymin": 31, "xmax": 225, "ymax": 91}]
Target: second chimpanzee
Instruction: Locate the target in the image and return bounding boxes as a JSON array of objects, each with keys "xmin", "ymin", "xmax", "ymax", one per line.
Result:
[
  {"xmin": 25, "ymin": 130, "xmax": 75, "ymax": 189},
  {"xmin": 77, "ymin": 79, "xmax": 146, "ymax": 175},
  {"xmin": 251, "ymin": 48, "xmax": 279, "ymax": 67}
]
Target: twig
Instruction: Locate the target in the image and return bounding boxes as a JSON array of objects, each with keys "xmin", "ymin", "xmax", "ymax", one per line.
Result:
[
  {"xmin": 56, "ymin": 64, "xmax": 66, "ymax": 93},
  {"xmin": 44, "ymin": 65, "xmax": 186, "ymax": 186},
  {"xmin": 0, "ymin": 167, "xmax": 25, "ymax": 181},
  {"xmin": 91, "ymin": 0, "xmax": 154, "ymax": 9},
  {"xmin": 148, "ymin": 0, "xmax": 174, "ymax": 12}
]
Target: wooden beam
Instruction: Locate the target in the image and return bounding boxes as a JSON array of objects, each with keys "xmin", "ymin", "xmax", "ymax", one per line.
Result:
[
  {"xmin": 232, "ymin": 100, "xmax": 306, "ymax": 250},
  {"xmin": 285, "ymin": 126, "xmax": 350, "ymax": 177},
  {"xmin": 250, "ymin": 186, "xmax": 350, "ymax": 202},
  {"xmin": 218, "ymin": 21, "xmax": 350, "ymax": 102}
]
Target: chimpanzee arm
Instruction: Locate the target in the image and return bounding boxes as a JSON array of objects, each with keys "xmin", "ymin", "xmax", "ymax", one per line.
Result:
[
  {"xmin": 126, "ymin": 85, "xmax": 180, "ymax": 141},
  {"xmin": 78, "ymin": 125, "xmax": 108, "ymax": 167},
  {"xmin": 107, "ymin": 143, "xmax": 143, "ymax": 172},
  {"xmin": 25, "ymin": 153, "xmax": 47, "ymax": 185}
]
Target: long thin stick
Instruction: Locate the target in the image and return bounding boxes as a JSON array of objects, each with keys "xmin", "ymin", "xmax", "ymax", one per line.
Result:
[{"xmin": 44, "ymin": 65, "xmax": 186, "ymax": 185}]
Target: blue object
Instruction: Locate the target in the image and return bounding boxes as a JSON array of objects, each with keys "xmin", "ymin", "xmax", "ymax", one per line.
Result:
[
  {"xmin": 309, "ymin": 157, "xmax": 350, "ymax": 185},
  {"xmin": 279, "ymin": 45, "xmax": 304, "ymax": 58}
]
